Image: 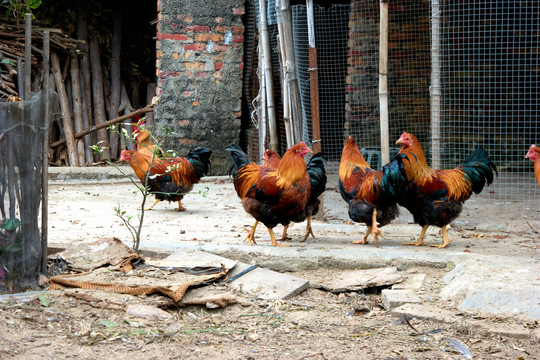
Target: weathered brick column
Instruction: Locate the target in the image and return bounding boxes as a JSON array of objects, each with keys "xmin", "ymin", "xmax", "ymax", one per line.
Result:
[{"xmin": 155, "ymin": 0, "xmax": 244, "ymax": 174}]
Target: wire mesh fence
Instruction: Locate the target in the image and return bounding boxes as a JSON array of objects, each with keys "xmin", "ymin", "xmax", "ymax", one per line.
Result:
[{"xmin": 242, "ymin": 0, "xmax": 540, "ymax": 214}]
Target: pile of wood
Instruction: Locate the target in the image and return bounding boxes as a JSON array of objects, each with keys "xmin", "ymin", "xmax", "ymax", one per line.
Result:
[{"xmin": 0, "ymin": 14, "xmax": 156, "ymax": 166}]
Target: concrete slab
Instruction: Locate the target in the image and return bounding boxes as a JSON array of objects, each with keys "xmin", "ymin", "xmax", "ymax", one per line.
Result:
[
  {"xmin": 381, "ymin": 289, "xmax": 422, "ymax": 310},
  {"xmin": 391, "ymin": 303, "xmax": 458, "ymax": 323},
  {"xmin": 440, "ymin": 257, "xmax": 540, "ymax": 321},
  {"xmin": 392, "ymin": 273, "xmax": 426, "ymax": 290},
  {"xmin": 226, "ymin": 263, "xmax": 310, "ymax": 300},
  {"xmin": 324, "ymin": 267, "xmax": 404, "ymax": 293}
]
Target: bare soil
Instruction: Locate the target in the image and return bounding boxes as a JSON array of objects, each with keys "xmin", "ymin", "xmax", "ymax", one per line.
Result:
[{"xmin": 1, "ymin": 175, "xmax": 539, "ymax": 359}]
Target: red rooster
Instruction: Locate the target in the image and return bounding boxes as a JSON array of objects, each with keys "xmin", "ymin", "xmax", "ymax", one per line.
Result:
[
  {"xmin": 262, "ymin": 150, "xmax": 327, "ymax": 242},
  {"xmin": 525, "ymin": 144, "xmax": 540, "ymax": 188},
  {"xmin": 227, "ymin": 143, "xmax": 312, "ymax": 246},
  {"xmin": 396, "ymin": 132, "xmax": 497, "ymax": 248},
  {"xmin": 120, "ymin": 146, "xmax": 212, "ymax": 211},
  {"xmin": 338, "ymin": 137, "xmax": 408, "ymax": 247}
]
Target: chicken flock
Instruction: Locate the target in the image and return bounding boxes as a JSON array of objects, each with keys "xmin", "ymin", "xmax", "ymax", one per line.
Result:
[{"xmin": 122, "ymin": 127, "xmax": 534, "ymax": 249}]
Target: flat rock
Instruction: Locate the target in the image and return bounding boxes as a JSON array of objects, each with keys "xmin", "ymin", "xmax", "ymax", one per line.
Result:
[
  {"xmin": 325, "ymin": 267, "xmax": 404, "ymax": 293},
  {"xmin": 391, "ymin": 303, "xmax": 458, "ymax": 323},
  {"xmin": 226, "ymin": 263, "xmax": 309, "ymax": 300},
  {"xmin": 440, "ymin": 257, "xmax": 540, "ymax": 321},
  {"xmin": 155, "ymin": 249, "xmax": 238, "ymax": 270},
  {"xmin": 392, "ymin": 273, "xmax": 426, "ymax": 290},
  {"xmin": 381, "ymin": 289, "xmax": 422, "ymax": 310}
]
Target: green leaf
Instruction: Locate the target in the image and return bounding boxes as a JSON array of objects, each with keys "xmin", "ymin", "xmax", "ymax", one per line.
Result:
[
  {"xmin": 1, "ymin": 218, "xmax": 21, "ymax": 231},
  {"xmin": 99, "ymin": 320, "xmax": 117, "ymax": 328},
  {"xmin": 38, "ymin": 293, "xmax": 50, "ymax": 307}
]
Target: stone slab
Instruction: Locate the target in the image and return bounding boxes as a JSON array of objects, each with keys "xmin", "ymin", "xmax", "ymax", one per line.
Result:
[
  {"xmin": 392, "ymin": 273, "xmax": 426, "ymax": 290},
  {"xmin": 381, "ymin": 289, "xmax": 422, "ymax": 310},
  {"xmin": 226, "ymin": 262, "xmax": 310, "ymax": 300}
]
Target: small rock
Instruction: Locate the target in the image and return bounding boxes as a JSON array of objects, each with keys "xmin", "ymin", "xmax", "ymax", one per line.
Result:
[
  {"xmin": 126, "ymin": 304, "xmax": 172, "ymax": 320},
  {"xmin": 381, "ymin": 289, "xmax": 422, "ymax": 310}
]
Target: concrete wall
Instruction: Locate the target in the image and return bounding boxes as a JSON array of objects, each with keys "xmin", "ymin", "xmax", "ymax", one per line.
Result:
[{"xmin": 155, "ymin": 0, "xmax": 245, "ymax": 174}]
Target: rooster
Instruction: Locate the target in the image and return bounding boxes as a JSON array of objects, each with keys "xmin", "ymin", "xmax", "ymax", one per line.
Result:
[
  {"xmin": 120, "ymin": 146, "xmax": 212, "ymax": 211},
  {"xmin": 266, "ymin": 151, "xmax": 327, "ymax": 242},
  {"xmin": 525, "ymin": 144, "xmax": 540, "ymax": 188},
  {"xmin": 227, "ymin": 142, "xmax": 312, "ymax": 246},
  {"xmin": 338, "ymin": 137, "xmax": 408, "ymax": 247},
  {"xmin": 396, "ymin": 132, "xmax": 497, "ymax": 248}
]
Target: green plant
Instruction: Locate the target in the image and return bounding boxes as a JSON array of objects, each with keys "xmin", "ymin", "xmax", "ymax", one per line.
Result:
[
  {"xmin": 91, "ymin": 121, "xmax": 209, "ymax": 252},
  {"xmin": 0, "ymin": 218, "xmax": 22, "ymax": 285},
  {"xmin": 2, "ymin": 0, "xmax": 42, "ymax": 19},
  {"xmin": 0, "ymin": 46, "xmax": 16, "ymax": 77}
]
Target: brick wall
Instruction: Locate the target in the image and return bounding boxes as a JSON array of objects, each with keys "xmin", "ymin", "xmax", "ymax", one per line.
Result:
[{"xmin": 154, "ymin": 0, "xmax": 245, "ymax": 174}]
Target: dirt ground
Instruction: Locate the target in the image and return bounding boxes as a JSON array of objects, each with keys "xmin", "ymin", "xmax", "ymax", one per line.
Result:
[{"xmin": 1, "ymin": 174, "xmax": 539, "ymax": 359}]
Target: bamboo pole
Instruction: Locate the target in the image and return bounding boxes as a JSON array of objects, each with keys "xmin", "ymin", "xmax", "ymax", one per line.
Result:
[
  {"xmin": 280, "ymin": 0, "xmax": 303, "ymax": 144},
  {"xmin": 23, "ymin": 13, "xmax": 31, "ymax": 100},
  {"xmin": 51, "ymin": 52, "xmax": 79, "ymax": 166},
  {"xmin": 257, "ymin": 22, "xmax": 268, "ymax": 161},
  {"xmin": 70, "ymin": 55, "xmax": 86, "ymax": 164},
  {"xmin": 379, "ymin": 0, "xmax": 390, "ymax": 165},
  {"xmin": 41, "ymin": 31, "xmax": 50, "ymax": 274},
  {"xmin": 430, "ymin": 0, "xmax": 442, "ymax": 169},
  {"xmin": 306, "ymin": 0, "xmax": 321, "ymax": 154},
  {"xmin": 259, "ymin": 0, "xmax": 279, "ymax": 153},
  {"xmin": 49, "ymin": 105, "xmax": 154, "ymax": 148}
]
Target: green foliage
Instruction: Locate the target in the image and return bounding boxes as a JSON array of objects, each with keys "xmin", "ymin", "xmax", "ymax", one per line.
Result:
[
  {"xmin": 2, "ymin": 0, "xmax": 42, "ymax": 19},
  {"xmin": 0, "ymin": 46, "xmax": 16, "ymax": 77},
  {"xmin": 38, "ymin": 293, "xmax": 50, "ymax": 307}
]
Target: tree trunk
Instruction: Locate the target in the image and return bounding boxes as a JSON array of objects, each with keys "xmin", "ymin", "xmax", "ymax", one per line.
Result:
[
  {"xmin": 70, "ymin": 55, "xmax": 86, "ymax": 164},
  {"xmin": 89, "ymin": 38, "xmax": 110, "ymax": 160},
  {"xmin": 51, "ymin": 52, "xmax": 79, "ymax": 166}
]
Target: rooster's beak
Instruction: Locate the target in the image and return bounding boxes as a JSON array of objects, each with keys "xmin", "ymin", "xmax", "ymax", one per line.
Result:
[
  {"xmin": 525, "ymin": 154, "xmax": 529, "ymax": 159},
  {"xmin": 396, "ymin": 138, "xmax": 402, "ymax": 145}
]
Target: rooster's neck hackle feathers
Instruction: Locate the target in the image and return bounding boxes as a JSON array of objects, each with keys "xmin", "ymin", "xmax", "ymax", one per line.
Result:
[
  {"xmin": 275, "ymin": 143, "xmax": 310, "ymax": 188},
  {"xmin": 339, "ymin": 137, "xmax": 370, "ymax": 181},
  {"xmin": 398, "ymin": 133, "xmax": 437, "ymax": 185}
]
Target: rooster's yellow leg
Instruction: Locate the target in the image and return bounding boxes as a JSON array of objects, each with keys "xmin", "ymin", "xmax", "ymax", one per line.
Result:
[
  {"xmin": 268, "ymin": 227, "xmax": 290, "ymax": 247},
  {"xmin": 173, "ymin": 200, "xmax": 186, "ymax": 212},
  {"xmin": 403, "ymin": 225, "xmax": 429, "ymax": 246},
  {"xmin": 244, "ymin": 220, "xmax": 259, "ymax": 246},
  {"xmin": 280, "ymin": 225, "xmax": 291, "ymax": 242},
  {"xmin": 302, "ymin": 215, "xmax": 315, "ymax": 242},
  {"xmin": 144, "ymin": 198, "xmax": 161, "ymax": 211},
  {"xmin": 369, "ymin": 209, "xmax": 384, "ymax": 248},
  {"xmin": 352, "ymin": 226, "xmax": 371, "ymax": 245},
  {"xmin": 431, "ymin": 225, "xmax": 452, "ymax": 248}
]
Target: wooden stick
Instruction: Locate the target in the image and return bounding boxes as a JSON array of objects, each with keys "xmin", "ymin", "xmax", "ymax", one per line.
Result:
[
  {"xmin": 379, "ymin": 0, "xmax": 390, "ymax": 165},
  {"xmin": 49, "ymin": 105, "xmax": 154, "ymax": 148},
  {"xmin": 70, "ymin": 54, "xmax": 86, "ymax": 164},
  {"xmin": 89, "ymin": 37, "xmax": 110, "ymax": 159},
  {"xmin": 41, "ymin": 30, "xmax": 50, "ymax": 274},
  {"xmin": 306, "ymin": 0, "xmax": 321, "ymax": 154},
  {"xmin": 51, "ymin": 52, "xmax": 79, "ymax": 166}
]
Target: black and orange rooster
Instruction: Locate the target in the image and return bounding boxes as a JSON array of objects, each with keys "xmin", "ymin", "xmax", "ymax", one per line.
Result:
[
  {"xmin": 227, "ymin": 142, "xmax": 312, "ymax": 246},
  {"xmin": 525, "ymin": 144, "xmax": 540, "ymax": 188},
  {"xmin": 396, "ymin": 132, "xmax": 497, "ymax": 248},
  {"xmin": 338, "ymin": 137, "xmax": 408, "ymax": 247},
  {"xmin": 121, "ymin": 146, "xmax": 212, "ymax": 211},
  {"xmin": 264, "ymin": 150, "xmax": 327, "ymax": 242}
]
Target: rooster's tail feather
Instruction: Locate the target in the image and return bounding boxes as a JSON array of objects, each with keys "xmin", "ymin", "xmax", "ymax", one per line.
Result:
[
  {"xmin": 460, "ymin": 149, "xmax": 497, "ymax": 194},
  {"xmin": 226, "ymin": 144, "xmax": 252, "ymax": 175},
  {"xmin": 187, "ymin": 147, "xmax": 212, "ymax": 179},
  {"xmin": 307, "ymin": 152, "xmax": 327, "ymax": 199}
]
